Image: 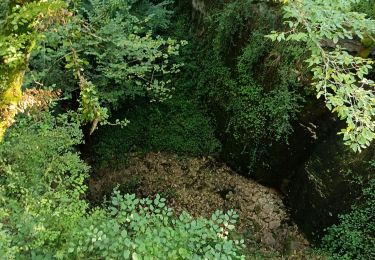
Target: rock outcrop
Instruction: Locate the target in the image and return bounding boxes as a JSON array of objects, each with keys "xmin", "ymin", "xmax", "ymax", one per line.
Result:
[{"xmin": 89, "ymin": 152, "xmax": 313, "ymax": 257}]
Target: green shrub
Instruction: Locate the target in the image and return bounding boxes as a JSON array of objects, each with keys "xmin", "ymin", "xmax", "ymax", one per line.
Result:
[
  {"xmin": 67, "ymin": 193, "xmax": 245, "ymax": 259},
  {"xmin": 193, "ymin": 8, "xmax": 304, "ymax": 170},
  {"xmin": 0, "ymin": 113, "xmax": 90, "ymax": 258},
  {"xmin": 354, "ymin": 0, "xmax": 375, "ymax": 19},
  {"xmin": 321, "ymin": 178, "xmax": 375, "ymax": 260},
  {"xmin": 25, "ymin": 0, "xmax": 184, "ymax": 125},
  {"xmin": 91, "ymin": 12, "xmax": 221, "ymax": 168},
  {"xmin": 92, "ymin": 97, "xmax": 221, "ymax": 168},
  {"xmin": 0, "ymin": 112, "xmax": 243, "ymax": 259},
  {"xmin": 227, "ymin": 83, "xmax": 300, "ymax": 144}
]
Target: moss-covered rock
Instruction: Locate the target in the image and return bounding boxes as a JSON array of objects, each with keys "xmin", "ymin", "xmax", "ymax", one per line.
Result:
[{"xmin": 0, "ymin": 71, "xmax": 24, "ymax": 140}]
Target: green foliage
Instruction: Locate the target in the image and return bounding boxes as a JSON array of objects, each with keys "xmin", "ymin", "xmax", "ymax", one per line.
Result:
[
  {"xmin": 67, "ymin": 193, "xmax": 245, "ymax": 259},
  {"xmin": 354, "ymin": 0, "xmax": 375, "ymax": 19},
  {"xmin": 0, "ymin": 112, "xmax": 90, "ymax": 258},
  {"xmin": 129, "ymin": 0, "xmax": 174, "ymax": 31},
  {"xmin": 194, "ymin": 0, "xmax": 304, "ymax": 171},
  {"xmin": 92, "ymin": 12, "xmax": 221, "ymax": 168},
  {"xmin": 0, "ymin": 112, "xmax": 87, "ymax": 197},
  {"xmin": 227, "ymin": 83, "xmax": 301, "ymax": 144},
  {"xmin": 268, "ymin": 0, "xmax": 375, "ymax": 152},
  {"xmin": 210, "ymin": 0, "xmax": 256, "ymax": 57},
  {"xmin": 0, "ymin": 0, "xmax": 65, "ymax": 139},
  {"xmin": 308, "ymin": 49, "xmax": 374, "ymax": 152},
  {"xmin": 321, "ymin": 178, "xmax": 375, "ymax": 260},
  {"xmin": 26, "ymin": 0, "xmax": 185, "ymax": 127},
  {"xmin": 93, "ymin": 98, "xmax": 221, "ymax": 168},
  {"xmin": 0, "ymin": 0, "xmax": 65, "ymax": 86},
  {"xmin": 0, "ymin": 112, "xmax": 243, "ymax": 258},
  {"xmin": 228, "ymin": 32, "xmax": 303, "ymax": 144}
]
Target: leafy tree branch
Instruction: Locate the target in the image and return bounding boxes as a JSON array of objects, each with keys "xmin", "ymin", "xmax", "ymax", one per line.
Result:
[{"xmin": 268, "ymin": 0, "xmax": 375, "ymax": 152}]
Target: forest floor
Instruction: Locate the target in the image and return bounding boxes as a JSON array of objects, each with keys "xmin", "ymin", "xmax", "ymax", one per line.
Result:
[{"xmin": 89, "ymin": 152, "xmax": 322, "ymax": 259}]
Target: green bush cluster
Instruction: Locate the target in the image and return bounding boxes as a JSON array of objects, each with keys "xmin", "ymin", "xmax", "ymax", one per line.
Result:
[
  {"xmin": 26, "ymin": 0, "xmax": 184, "ymax": 124},
  {"xmin": 91, "ymin": 10, "xmax": 221, "ymax": 168},
  {"xmin": 321, "ymin": 177, "xmax": 375, "ymax": 260},
  {"xmin": 23, "ymin": 0, "xmax": 220, "ymax": 169},
  {"xmin": 192, "ymin": 1, "xmax": 305, "ymax": 171},
  {"xmin": 0, "ymin": 113, "xmax": 90, "ymax": 258},
  {"xmin": 354, "ymin": 0, "xmax": 375, "ymax": 19},
  {"xmin": 0, "ymin": 112, "xmax": 244, "ymax": 259},
  {"xmin": 227, "ymin": 83, "xmax": 301, "ymax": 144},
  {"xmin": 92, "ymin": 98, "xmax": 221, "ymax": 168}
]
